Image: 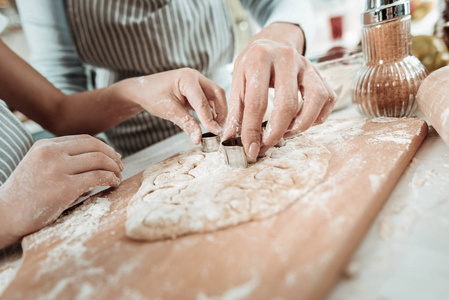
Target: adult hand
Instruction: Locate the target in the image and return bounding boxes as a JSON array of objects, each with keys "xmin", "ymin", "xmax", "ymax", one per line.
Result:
[
  {"xmin": 0, "ymin": 135, "xmax": 123, "ymax": 248},
  {"xmin": 114, "ymin": 68, "xmax": 227, "ymax": 145},
  {"xmin": 223, "ymin": 23, "xmax": 337, "ymax": 159}
]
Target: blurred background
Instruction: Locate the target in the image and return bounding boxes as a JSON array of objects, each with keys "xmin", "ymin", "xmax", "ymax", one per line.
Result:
[{"xmin": 0, "ymin": 0, "xmax": 447, "ymax": 139}]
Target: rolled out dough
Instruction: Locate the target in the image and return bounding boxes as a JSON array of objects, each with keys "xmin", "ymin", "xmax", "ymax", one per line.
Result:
[{"xmin": 126, "ymin": 135, "xmax": 331, "ymax": 241}]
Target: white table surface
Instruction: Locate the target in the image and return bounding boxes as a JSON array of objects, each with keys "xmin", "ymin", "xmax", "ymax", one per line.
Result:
[{"xmin": 329, "ymin": 108, "xmax": 449, "ymax": 300}]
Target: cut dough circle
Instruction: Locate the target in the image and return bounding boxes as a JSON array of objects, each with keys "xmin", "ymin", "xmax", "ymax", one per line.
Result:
[{"xmin": 126, "ymin": 135, "xmax": 331, "ymax": 241}]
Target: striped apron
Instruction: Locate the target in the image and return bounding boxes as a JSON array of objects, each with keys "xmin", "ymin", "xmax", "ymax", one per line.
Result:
[
  {"xmin": 0, "ymin": 101, "xmax": 33, "ymax": 185},
  {"xmin": 66, "ymin": 0, "xmax": 235, "ymax": 156}
]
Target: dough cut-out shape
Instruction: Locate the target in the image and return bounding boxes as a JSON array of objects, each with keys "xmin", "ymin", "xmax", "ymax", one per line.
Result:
[{"xmin": 126, "ymin": 135, "xmax": 331, "ymax": 241}]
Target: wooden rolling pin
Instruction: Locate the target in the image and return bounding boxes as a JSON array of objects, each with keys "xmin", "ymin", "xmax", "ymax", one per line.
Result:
[{"xmin": 417, "ymin": 66, "xmax": 449, "ymax": 147}]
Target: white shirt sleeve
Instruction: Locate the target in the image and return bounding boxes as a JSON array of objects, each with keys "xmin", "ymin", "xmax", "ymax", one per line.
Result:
[
  {"xmin": 16, "ymin": 0, "xmax": 87, "ymax": 94},
  {"xmin": 239, "ymin": 0, "xmax": 315, "ymax": 47}
]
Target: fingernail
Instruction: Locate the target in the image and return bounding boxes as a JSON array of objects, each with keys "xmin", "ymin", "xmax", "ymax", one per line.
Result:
[
  {"xmin": 119, "ymin": 161, "xmax": 125, "ymax": 171},
  {"xmin": 116, "ymin": 152, "xmax": 122, "ymax": 159},
  {"xmin": 222, "ymin": 127, "xmax": 231, "ymax": 140},
  {"xmin": 191, "ymin": 130, "xmax": 202, "ymax": 145},
  {"xmin": 248, "ymin": 142, "xmax": 260, "ymax": 159}
]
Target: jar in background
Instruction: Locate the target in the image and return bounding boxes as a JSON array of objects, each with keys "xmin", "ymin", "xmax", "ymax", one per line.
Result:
[{"xmin": 352, "ymin": 0, "xmax": 428, "ymax": 117}]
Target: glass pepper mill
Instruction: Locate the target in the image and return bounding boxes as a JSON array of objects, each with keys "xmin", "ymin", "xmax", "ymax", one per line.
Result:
[{"xmin": 352, "ymin": 0, "xmax": 428, "ymax": 117}]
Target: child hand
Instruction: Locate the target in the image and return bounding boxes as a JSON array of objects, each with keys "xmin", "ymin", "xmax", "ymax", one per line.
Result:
[
  {"xmin": 113, "ymin": 68, "xmax": 227, "ymax": 144},
  {"xmin": 0, "ymin": 135, "xmax": 123, "ymax": 247}
]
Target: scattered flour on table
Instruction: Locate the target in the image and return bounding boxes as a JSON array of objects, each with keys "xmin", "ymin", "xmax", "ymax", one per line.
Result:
[
  {"xmin": 363, "ymin": 120, "xmax": 422, "ymax": 156},
  {"xmin": 369, "ymin": 174, "xmax": 385, "ymax": 192},
  {"xmin": 0, "ymin": 267, "xmax": 17, "ymax": 296},
  {"xmin": 197, "ymin": 275, "xmax": 260, "ymax": 300},
  {"xmin": 36, "ymin": 267, "xmax": 104, "ymax": 300},
  {"xmin": 367, "ymin": 129, "xmax": 414, "ymax": 146},
  {"xmin": 120, "ymin": 288, "xmax": 149, "ymax": 300},
  {"xmin": 410, "ymin": 168, "xmax": 437, "ymax": 188},
  {"xmin": 285, "ymin": 272, "xmax": 297, "ymax": 286},
  {"xmin": 370, "ymin": 118, "xmax": 398, "ymax": 123},
  {"xmin": 25, "ymin": 197, "xmax": 111, "ymax": 280},
  {"xmin": 305, "ymin": 119, "xmax": 365, "ymax": 150},
  {"xmin": 75, "ymin": 283, "xmax": 95, "ymax": 300},
  {"xmin": 377, "ymin": 204, "xmax": 420, "ymax": 241},
  {"xmin": 34, "ymin": 247, "xmax": 144, "ymax": 300}
]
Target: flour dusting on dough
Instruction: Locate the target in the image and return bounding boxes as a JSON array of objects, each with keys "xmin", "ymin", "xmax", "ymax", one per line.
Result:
[{"xmin": 126, "ymin": 134, "xmax": 331, "ymax": 241}]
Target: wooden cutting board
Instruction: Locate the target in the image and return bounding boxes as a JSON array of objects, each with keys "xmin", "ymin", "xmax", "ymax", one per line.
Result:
[{"xmin": 1, "ymin": 118, "xmax": 427, "ymax": 300}]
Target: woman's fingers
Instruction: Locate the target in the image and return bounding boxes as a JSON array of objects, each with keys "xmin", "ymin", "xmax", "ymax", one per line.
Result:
[
  {"xmin": 179, "ymin": 75, "xmax": 223, "ymax": 135},
  {"xmin": 198, "ymin": 75, "xmax": 228, "ymax": 127},
  {"xmin": 73, "ymin": 170, "xmax": 122, "ymax": 191},
  {"xmin": 160, "ymin": 100, "xmax": 203, "ymax": 145},
  {"xmin": 223, "ymin": 67, "xmax": 245, "ymax": 140},
  {"xmin": 313, "ymin": 76, "xmax": 337, "ymax": 125},
  {"xmin": 240, "ymin": 62, "xmax": 271, "ymax": 159},
  {"xmin": 260, "ymin": 58, "xmax": 299, "ymax": 154},
  {"xmin": 60, "ymin": 135, "xmax": 122, "ymax": 165},
  {"xmin": 68, "ymin": 152, "xmax": 123, "ymax": 178},
  {"xmin": 48, "ymin": 135, "xmax": 91, "ymax": 143},
  {"xmin": 286, "ymin": 62, "xmax": 332, "ymax": 137}
]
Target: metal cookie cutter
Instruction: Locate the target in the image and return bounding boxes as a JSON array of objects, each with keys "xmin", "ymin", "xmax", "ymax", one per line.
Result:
[
  {"xmin": 261, "ymin": 121, "xmax": 286, "ymax": 147},
  {"xmin": 201, "ymin": 132, "xmax": 221, "ymax": 153},
  {"xmin": 221, "ymin": 137, "xmax": 249, "ymax": 168}
]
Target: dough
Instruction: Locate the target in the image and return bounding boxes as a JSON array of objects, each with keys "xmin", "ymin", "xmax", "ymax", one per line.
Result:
[{"xmin": 125, "ymin": 135, "xmax": 331, "ymax": 241}]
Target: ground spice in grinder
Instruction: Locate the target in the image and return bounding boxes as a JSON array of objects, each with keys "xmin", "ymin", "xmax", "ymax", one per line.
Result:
[{"xmin": 352, "ymin": 0, "xmax": 428, "ymax": 117}]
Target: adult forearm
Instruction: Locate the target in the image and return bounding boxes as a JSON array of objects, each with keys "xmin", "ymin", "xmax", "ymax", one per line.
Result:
[
  {"xmin": 250, "ymin": 22, "xmax": 305, "ymax": 54},
  {"xmin": 241, "ymin": 0, "xmax": 313, "ymax": 55}
]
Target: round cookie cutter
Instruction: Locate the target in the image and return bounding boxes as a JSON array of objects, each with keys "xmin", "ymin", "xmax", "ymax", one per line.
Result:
[
  {"xmin": 201, "ymin": 132, "xmax": 221, "ymax": 153},
  {"xmin": 221, "ymin": 137, "xmax": 249, "ymax": 168}
]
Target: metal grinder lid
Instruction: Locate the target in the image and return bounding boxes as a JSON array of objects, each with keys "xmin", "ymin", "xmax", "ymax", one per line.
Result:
[{"xmin": 362, "ymin": 0, "xmax": 410, "ymax": 25}]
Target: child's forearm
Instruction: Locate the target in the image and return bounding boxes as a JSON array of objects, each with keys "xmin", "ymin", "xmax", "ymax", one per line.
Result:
[
  {"xmin": 51, "ymin": 85, "xmax": 143, "ymax": 136},
  {"xmin": 0, "ymin": 39, "xmax": 143, "ymax": 136},
  {"xmin": 0, "ymin": 189, "xmax": 20, "ymax": 249}
]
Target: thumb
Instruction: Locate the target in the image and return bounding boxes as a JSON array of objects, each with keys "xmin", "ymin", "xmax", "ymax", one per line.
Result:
[{"xmin": 155, "ymin": 101, "xmax": 203, "ymax": 145}]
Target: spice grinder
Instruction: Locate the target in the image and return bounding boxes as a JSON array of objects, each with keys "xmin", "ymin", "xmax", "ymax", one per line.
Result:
[{"xmin": 352, "ymin": 0, "xmax": 428, "ymax": 117}]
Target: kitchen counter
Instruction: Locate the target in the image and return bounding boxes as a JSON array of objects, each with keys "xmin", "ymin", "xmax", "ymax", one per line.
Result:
[{"xmin": 329, "ymin": 111, "xmax": 449, "ymax": 300}]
